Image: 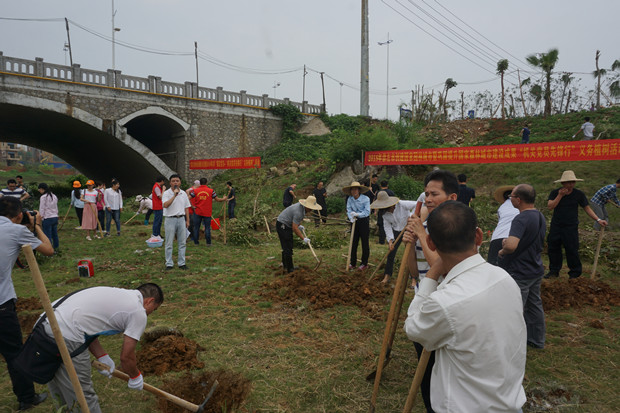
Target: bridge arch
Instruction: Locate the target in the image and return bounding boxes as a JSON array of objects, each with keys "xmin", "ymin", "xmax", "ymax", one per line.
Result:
[{"xmin": 0, "ymin": 92, "xmax": 174, "ymax": 193}]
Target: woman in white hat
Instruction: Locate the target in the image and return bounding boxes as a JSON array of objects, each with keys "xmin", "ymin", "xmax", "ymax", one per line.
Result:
[
  {"xmin": 276, "ymin": 196, "xmax": 322, "ymax": 273},
  {"xmin": 370, "ymin": 192, "xmax": 418, "ymax": 283},
  {"xmin": 343, "ymin": 181, "xmax": 371, "ymax": 270},
  {"xmin": 546, "ymin": 170, "xmax": 607, "ymax": 279}
]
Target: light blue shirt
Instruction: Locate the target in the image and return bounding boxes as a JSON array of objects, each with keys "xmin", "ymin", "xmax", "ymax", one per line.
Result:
[
  {"xmin": 71, "ymin": 189, "xmax": 84, "ymax": 208},
  {"xmin": 346, "ymin": 195, "xmax": 370, "ymax": 221}
]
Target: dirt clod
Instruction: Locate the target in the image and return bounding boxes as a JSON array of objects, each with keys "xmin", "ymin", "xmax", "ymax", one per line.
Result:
[
  {"xmin": 16, "ymin": 297, "xmax": 42, "ymax": 311},
  {"xmin": 158, "ymin": 370, "xmax": 251, "ymax": 413},
  {"xmin": 541, "ymin": 278, "xmax": 620, "ymax": 311},
  {"xmin": 136, "ymin": 335, "xmax": 205, "ymax": 375}
]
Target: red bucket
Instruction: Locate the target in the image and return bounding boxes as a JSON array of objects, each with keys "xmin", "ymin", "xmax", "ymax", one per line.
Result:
[
  {"xmin": 77, "ymin": 259, "xmax": 94, "ymax": 277},
  {"xmin": 211, "ymin": 218, "xmax": 221, "ymax": 230}
]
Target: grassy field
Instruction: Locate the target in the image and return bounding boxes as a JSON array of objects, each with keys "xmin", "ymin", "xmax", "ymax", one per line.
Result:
[{"xmin": 1, "ymin": 154, "xmax": 618, "ymax": 412}]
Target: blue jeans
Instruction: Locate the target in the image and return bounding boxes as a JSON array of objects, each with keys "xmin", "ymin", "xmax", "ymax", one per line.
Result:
[
  {"xmin": 152, "ymin": 209, "xmax": 163, "ymax": 236},
  {"xmin": 164, "ymin": 216, "xmax": 187, "ymax": 267},
  {"xmin": 228, "ymin": 202, "xmax": 236, "ymax": 219},
  {"xmin": 193, "ymin": 214, "xmax": 212, "ymax": 244},
  {"xmin": 105, "ymin": 209, "xmax": 121, "ymax": 234},
  {"xmin": 42, "ymin": 217, "xmax": 59, "ymax": 249}
]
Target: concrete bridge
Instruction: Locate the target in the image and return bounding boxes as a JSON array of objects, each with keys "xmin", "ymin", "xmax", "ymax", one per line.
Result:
[{"xmin": 0, "ymin": 52, "xmax": 321, "ymax": 193}]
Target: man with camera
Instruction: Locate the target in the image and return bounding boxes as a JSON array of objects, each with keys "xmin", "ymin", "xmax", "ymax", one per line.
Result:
[{"xmin": 0, "ymin": 196, "xmax": 53, "ymax": 410}]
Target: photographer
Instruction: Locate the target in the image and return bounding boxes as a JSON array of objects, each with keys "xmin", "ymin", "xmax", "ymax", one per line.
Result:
[{"xmin": 0, "ymin": 197, "xmax": 53, "ymax": 410}]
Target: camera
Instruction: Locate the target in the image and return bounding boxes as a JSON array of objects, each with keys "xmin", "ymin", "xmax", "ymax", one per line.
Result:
[{"xmin": 21, "ymin": 209, "xmax": 36, "ymax": 225}]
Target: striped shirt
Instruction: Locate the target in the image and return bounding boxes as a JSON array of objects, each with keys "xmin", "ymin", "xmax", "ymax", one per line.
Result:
[
  {"xmin": 590, "ymin": 184, "xmax": 619, "ymax": 207},
  {"xmin": 0, "ymin": 187, "xmax": 26, "ymax": 199}
]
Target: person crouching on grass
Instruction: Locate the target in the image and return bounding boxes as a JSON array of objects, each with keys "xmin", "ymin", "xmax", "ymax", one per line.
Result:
[
  {"xmin": 276, "ymin": 196, "xmax": 322, "ymax": 273},
  {"xmin": 344, "ymin": 181, "xmax": 371, "ymax": 271}
]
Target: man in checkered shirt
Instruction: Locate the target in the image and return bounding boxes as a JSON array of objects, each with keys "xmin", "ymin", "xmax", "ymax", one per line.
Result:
[{"xmin": 590, "ymin": 179, "xmax": 620, "ymax": 230}]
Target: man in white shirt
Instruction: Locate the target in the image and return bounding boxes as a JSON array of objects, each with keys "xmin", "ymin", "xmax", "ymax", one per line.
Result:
[
  {"xmin": 162, "ymin": 174, "xmax": 191, "ymax": 270},
  {"xmin": 572, "ymin": 116, "xmax": 595, "ymax": 140},
  {"xmin": 42, "ymin": 284, "xmax": 163, "ymax": 413},
  {"xmin": 404, "ymin": 201, "xmax": 526, "ymax": 413}
]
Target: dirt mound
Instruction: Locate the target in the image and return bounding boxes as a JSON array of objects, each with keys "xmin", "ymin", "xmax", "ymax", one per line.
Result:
[
  {"xmin": 541, "ymin": 278, "xmax": 620, "ymax": 311},
  {"xmin": 261, "ymin": 266, "xmax": 391, "ymax": 319},
  {"xmin": 424, "ymin": 119, "xmax": 489, "ymax": 145},
  {"xmin": 18, "ymin": 313, "xmax": 39, "ymax": 334},
  {"xmin": 16, "ymin": 297, "xmax": 42, "ymax": 311},
  {"xmin": 136, "ymin": 335, "xmax": 205, "ymax": 375},
  {"xmin": 158, "ymin": 370, "xmax": 251, "ymax": 413}
]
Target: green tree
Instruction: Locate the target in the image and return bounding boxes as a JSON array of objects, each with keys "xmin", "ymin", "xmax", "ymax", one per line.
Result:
[
  {"xmin": 442, "ymin": 78, "xmax": 457, "ymax": 119},
  {"xmin": 559, "ymin": 73, "xmax": 574, "ymax": 114},
  {"xmin": 496, "ymin": 59, "xmax": 509, "ymax": 118},
  {"xmin": 526, "ymin": 48, "xmax": 559, "ymax": 117},
  {"xmin": 609, "ymin": 59, "xmax": 620, "ymax": 100}
]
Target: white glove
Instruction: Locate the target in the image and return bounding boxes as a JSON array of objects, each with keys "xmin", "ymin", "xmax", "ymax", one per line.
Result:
[
  {"xmin": 350, "ymin": 212, "xmax": 358, "ymax": 219},
  {"xmin": 303, "ymin": 237, "xmax": 311, "ymax": 244},
  {"xmin": 96, "ymin": 354, "xmax": 115, "ymax": 378},
  {"xmin": 298, "ymin": 225, "xmax": 305, "ymax": 231},
  {"xmin": 572, "ymin": 135, "xmax": 576, "ymax": 138},
  {"xmin": 128, "ymin": 372, "xmax": 143, "ymax": 390}
]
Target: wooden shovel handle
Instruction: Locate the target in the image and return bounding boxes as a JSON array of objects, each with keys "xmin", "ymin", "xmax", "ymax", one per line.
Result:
[{"xmin": 402, "ymin": 349, "xmax": 432, "ymax": 413}]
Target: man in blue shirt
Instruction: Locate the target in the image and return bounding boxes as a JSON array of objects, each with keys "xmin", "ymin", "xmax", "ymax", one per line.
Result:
[
  {"xmin": 344, "ymin": 181, "xmax": 371, "ymax": 270},
  {"xmin": 590, "ymin": 179, "xmax": 620, "ymax": 231}
]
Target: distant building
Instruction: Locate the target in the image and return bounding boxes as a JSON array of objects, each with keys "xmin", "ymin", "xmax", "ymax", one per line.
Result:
[{"xmin": 0, "ymin": 142, "xmax": 25, "ymax": 166}]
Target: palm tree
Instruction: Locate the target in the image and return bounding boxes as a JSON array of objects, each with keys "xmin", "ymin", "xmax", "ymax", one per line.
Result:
[
  {"xmin": 530, "ymin": 84, "xmax": 543, "ymax": 114},
  {"xmin": 526, "ymin": 48, "xmax": 559, "ymax": 117},
  {"xmin": 496, "ymin": 59, "xmax": 509, "ymax": 119},
  {"xmin": 442, "ymin": 78, "xmax": 457, "ymax": 119},
  {"xmin": 559, "ymin": 73, "xmax": 573, "ymax": 114},
  {"xmin": 610, "ymin": 59, "xmax": 620, "ymax": 101}
]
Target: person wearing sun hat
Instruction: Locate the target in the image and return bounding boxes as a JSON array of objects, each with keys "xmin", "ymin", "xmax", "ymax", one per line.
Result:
[
  {"xmin": 343, "ymin": 181, "xmax": 371, "ymax": 270},
  {"xmin": 70, "ymin": 180, "xmax": 85, "ymax": 228},
  {"xmin": 276, "ymin": 195, "xmax": 322, "ymax": 273},
  {"xmin": 80, "ymin": 180, "xmax": 99, "ymax": 240},
  {"xmin": 370, "ymin": 191, "xmax": 418, "ymax": 283},
  {"xmin": 546, "ymin": 170, "xmax": 607, "ymax": 279},
  {"xmin": 487, "ymin": 185, "xmax": 520, "ymax": 266}
]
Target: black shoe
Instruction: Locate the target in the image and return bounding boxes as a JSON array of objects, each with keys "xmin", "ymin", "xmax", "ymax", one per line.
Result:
[
  {"xmin": 19, "ymin": 393, "xmax": 47, "ymax": 410},
  {"xmin": 568, "ymin": 274, "xmax": 581, "ymax": 279},
  {"xmin": 543, "ymin": 272, "xmax": 559, "ymax": 279},
  {"xmin": 179, "ymin": 265, "xmax": 187, "ymax": 270},
  {"xmin": 165, "ymin": 266, "xmax": 173, "ymax": 271}
]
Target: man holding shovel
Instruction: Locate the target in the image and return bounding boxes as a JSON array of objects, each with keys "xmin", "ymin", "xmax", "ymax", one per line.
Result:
[
  {"xmin": 276, "ymin": 196, "xmax": 322, "ymax": 273},
  {"xmin": 590, "ymin": 178, "xmax": 620, "ymax": 230},
  {"xmin": 404, "ymin": 201, "xmax": 526, "ymax": 412},
  {"xmin": 41, "ymin": 283, "xmax": 163, "ymax": 413},
  {"xmin": 0, "ymin": 197, "xmax": 53, "ymax": 410}
]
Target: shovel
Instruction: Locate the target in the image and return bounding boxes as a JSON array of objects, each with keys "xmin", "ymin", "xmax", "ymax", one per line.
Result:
[
  {"xmin": 301, "ymin": 228, "xmax": 321, "ymax": 270},
  {"xmin": 345, "ymin": 217, "xmax": 356, "ymax": 271},
  {"xmin": 93, "ymin": 360, "xmax": 217, "ymax": 413}
]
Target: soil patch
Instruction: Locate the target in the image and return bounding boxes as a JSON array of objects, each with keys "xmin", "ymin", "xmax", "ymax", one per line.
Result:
[
  {"xmin": 18, "ymin": 313, "xmax": 40, "ymax": 334},
  {"xmin": 541, "ymin": 278, "xmax": 620, "ymax": 311},
  {"xmin": 136, "ymin": 335, "xmax": 205, "ymax": 376},
  {"xmin": 16, "ymin": 297, "xmax": 42, "ymax": 311},
  {"xmin": 524, "ymin": 385, "xmax": 578, "ymax": 411},
  {"xmin": 261, "ymin": 266, "xmax": 391, "ymax": 319},
  {"xmin": 158, "ymin": 370, "xmax": 251, "ymax": 413}
]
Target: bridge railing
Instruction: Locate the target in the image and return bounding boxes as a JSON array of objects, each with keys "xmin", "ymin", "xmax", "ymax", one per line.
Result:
[{"xmin": 0, "ymin": 52, "xmax": 322, "ymax": 114}]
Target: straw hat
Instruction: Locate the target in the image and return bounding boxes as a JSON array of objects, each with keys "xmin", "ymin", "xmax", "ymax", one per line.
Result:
[
  {"xmin": 299, "ymin": 195, "xmax": 322, "ymax": 210},
  {"xmin": 370, "ymin": 190, "xmax": 400, "ymax": 209},
  {"xmin": 554, "ymin": 170, "xmax": 583, "ymax": 183},
  {"xmin": 493, "ymin": 185, "xmax": 515, "ymax": 203},
  {"xmin": 342, "ymin": 181, "xmax": 370, "ymax": 196},
  {"xmin": 72, "ymin": 181, "xmax": 82, "ymax": 188}
]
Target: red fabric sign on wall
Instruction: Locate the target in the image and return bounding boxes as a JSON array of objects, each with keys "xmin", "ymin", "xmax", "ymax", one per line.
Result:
[
  {"xmin": 364, "ymin": 139, "xmax": 620, "ymax": 165},
  {"xmin": 190, "ymin": 156, "xmax": 261, "ymax": 170}
]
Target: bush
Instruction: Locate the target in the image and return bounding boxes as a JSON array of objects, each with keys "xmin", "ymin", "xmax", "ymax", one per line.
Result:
[
  {"xmin": 66, "ymin": 174, "xmax": 88, "ymax": 187},
  {"xmin": 261, "ymin": 131, "xmax": 330, "ymax": 165},
  {"xmin": 270, "ymin": 104, "xmax": 304, "ymax": 130},
  {"xmin": 326, "ymin": 196, "xmax": 346, "ymax": 215},
  {"xmin": 226, "ymin": 217, "xmax": 261, "ymax": 246},
  {"xmin": 320, "ymin": 113, "xmax": 365, "ymax": 133},
  {"xmin": 388, "ymin": 174, "xmax": 425, "ymax": 200},
  {"xmin": 329, "ymin": 128, "xmax": 398, "ymax": 164}
]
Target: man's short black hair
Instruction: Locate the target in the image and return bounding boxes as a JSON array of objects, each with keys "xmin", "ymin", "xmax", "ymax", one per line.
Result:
[
  {"xmin": 169, "ymin": 174, "xmax": 181, "ymax": 181},
  {"xmin": 200, "ymin": 177, "xmax": 208, "ymax": 185},
  {"xmin": 16, "ymin": 175, "xmax": 23, "ymax": 180},
  {"xmin": 372, "ymin": 174, "xmax": 378, "ymax": 178},
  {"xmin": 424, "ymin": 170, "xmax": 459, "ymax": 195},
  {"xmin": 427, "ymin": 201, "xmax": 477, "ymax": 254},
  {"xmin": 380, "ymin": 180, "xmax": 388, "ymax": 187},
  {"xmin": 227, "ymin": 181, "xmax": 232, "ymax": 186},
  {"xmin": 457, "ymin": 174, "xmax": 467, "ymax": 183},
  {"xmin": 155, "ymin": 176, "xmax": 165, "ymax": 183},
  {"xmin": 0, "ymin": 197, "xmax": 22, "ymax": 219},
  {"xmin": 7, "ymin": 178, "xmax": 17, "ymax": 185},
  {"xmin": 137, "ymin": 283, "xmax": 164, "ymax": 304},
  {"xmin": 585, "ymin": 117, "xmax": 590, "ymax": 122},
  {"xmin": 616, "ymin": 178, "xmax": 620, "ymax": 184},
  {"xmin": 513, "ymin": 184, "xmax": 536, "ymax": 204}
]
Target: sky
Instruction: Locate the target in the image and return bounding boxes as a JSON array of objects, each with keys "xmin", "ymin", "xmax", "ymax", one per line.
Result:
[{"xmin": 1, "ymin": 0, "xmax": 619, "ymax": 121}]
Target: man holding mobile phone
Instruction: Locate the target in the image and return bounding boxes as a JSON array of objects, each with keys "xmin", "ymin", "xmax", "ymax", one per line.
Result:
[{"xmin": 162, "ymin": 175, "xmax": 191, "ymax": 271}]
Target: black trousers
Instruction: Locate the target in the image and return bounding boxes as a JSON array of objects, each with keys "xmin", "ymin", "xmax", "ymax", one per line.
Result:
[
  {"xmin": 351, "ymin": 217, "xmax": 370, "ymax": 266},
  {"xmin": 384, "ymin": 230, "xmax": 402, "ymax": 277},
  {"xmin": 276, "ymin": 221, "xmax": 294, "ymax": 272},
  {"xmin": 487, "ymin": 238, "xmax": 504, "ymax": 266},
  {"xmin": 414, "ymin": 341, "xmax": 436, "ymax": 413},
  {"xmin": 377, "ymin": 210, "xmax": 386, "ymax": 244},
  {"xmin": 0, "ymin": 299, "xmax": 36, "ymax": 403},
  {"xmin": 547, "ymin": 225, "xmax": 581, "ymax": 277}
]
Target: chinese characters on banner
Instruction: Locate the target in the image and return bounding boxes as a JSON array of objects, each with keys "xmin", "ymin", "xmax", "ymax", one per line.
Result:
[
  {"xmin": 190, "ymin": 156, "xmax": 261, "ymax": 170},
  {"xmin": 364, "ymin": 140, "xmax": 620, "ymax": 166}
]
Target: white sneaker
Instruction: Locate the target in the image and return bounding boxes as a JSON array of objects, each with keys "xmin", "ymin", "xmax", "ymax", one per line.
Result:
[{"xmin": 86, "ymin": 236, "xmax": 92, "ymax": 241}]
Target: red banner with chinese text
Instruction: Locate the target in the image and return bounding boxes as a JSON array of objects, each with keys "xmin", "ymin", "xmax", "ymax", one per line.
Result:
[
  {"xmin": 364, "ymin": 140, "xmax": 620, "ymax": 165},
  {"xmin": 189, "ymin": 156, "xmax": 261, "ymax": 170}
]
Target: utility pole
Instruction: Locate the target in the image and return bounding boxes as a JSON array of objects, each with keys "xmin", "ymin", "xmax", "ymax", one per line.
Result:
[
  {"xmin": 64, "ymin": 18, "xmax": 73, "ymax": 67},
  {"xmin": 340, "ymin": 82, "xmax": 344, "ymax": 113},
  {"xmin": 320, "ymin": 72, "xmax": 326, "ymax": 113},
  {"xmin": 194, "ymin": 41, "xmax": 199, "ymax": 89},
  {"xmin": 360, "ymin": 0, "xmax": 369, "ymax": 117},
  {"xmin": 595, "ymin": 50, "xmax": 601, "ymax": 109},
  {"xmin": 302, "ymin": 64, "xmax": 307, "ymax": 105},
  {"xmin": 112, "ymin": 0, "xmax": 116, "ymax": 71},
  {"xmin": 378, "ymin": 33, "xmax": 393, "ymax": 119}
]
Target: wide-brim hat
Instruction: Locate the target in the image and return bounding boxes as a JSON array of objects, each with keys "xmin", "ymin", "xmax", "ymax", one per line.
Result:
[
  {"xmin": 493, "ymin": 185, "xmax": 515, "ymax": 203},
  {"xmin": 299, "ymin": 195, "xmax": 322, "ymax": 210},
  {"xmin": 370, "ymin": 190, "xmax": 400, "ymax": 209},
  {"xmin": 555, "ymin": 170, "xmax": 583, "ymax": 183},
  {"xmin": 72, "ymin": 181, "xmax": 82, "ymax": 188},
  {"xmin": 342, "ymin": 181, "xmax": 370, "ymax": 196}
]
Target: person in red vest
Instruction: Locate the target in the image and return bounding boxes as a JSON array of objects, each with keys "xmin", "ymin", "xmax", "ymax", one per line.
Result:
[
  {"xmin": 189, "ymin": 178, "xmax": 223, "ymax": 246},
  {"xmin": 151, "ymin": 176, "xmax": 165, "ymax": 240}
]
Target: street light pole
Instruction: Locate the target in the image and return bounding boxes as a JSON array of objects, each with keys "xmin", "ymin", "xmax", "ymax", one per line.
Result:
[
  {"xmin": 112, "ymin": 0, "xmax": 120, "ymax": 71},
  {"xmin": 273, "ymin": 81, "xmax": 281, "ymax": 98},
  {"xmin": 339, "ymin": 82, "xmax": 344, "ymax": 113},
  {"xmin": 378, "ymin": 33, "xmax": 393, "ymax": 119}
]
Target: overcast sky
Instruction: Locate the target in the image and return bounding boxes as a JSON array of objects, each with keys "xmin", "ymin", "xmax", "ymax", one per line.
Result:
[{"xmin": 1, "ymin": 0, "xmax": 619, "ymax": 120}]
